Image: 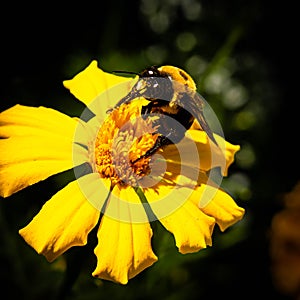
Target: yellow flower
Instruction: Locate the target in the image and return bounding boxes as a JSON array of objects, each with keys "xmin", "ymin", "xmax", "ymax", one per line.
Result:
[{"xmin": 0, "ymin": 60, "xmax": 245, "ymax": 284}]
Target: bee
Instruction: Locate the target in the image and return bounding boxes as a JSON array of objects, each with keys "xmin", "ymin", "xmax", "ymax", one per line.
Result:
[{"xmin": 109, "ymin": 65, "xmax": 218, "ymax": 163}]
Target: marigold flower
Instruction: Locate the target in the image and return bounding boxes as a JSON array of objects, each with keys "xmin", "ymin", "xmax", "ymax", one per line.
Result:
[{"xmin": 0, "ymin": 60, "xmax": 245, "ymax": 284}]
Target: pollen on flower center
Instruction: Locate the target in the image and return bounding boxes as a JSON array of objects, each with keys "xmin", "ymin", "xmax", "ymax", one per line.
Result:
[{"xmin": 94, "ymin": 102, "xmax": 159, "ymax": 186}]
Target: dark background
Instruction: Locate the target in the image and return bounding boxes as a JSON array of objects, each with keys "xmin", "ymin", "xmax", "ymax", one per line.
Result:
[{"xmin": 0, "ymin": 1, "xmax": 299, "ymax": 299}]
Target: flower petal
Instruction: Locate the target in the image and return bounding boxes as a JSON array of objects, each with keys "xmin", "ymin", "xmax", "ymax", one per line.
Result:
[
  {"xmin": 0, "ymin": 104, "xmax": 80, "ymax": 197},
  {"xmin": 188, "ymin": 130, "xmax": 240, "ymax": 176},
  {"xmin": 144, "ymin": 185, "xmax": 215, "ymax": 254},
  {"xmin": 0, "ymin": 104, "xmax": 77, "ymax": 139},
  {"xmin": 63, "ymin": 60, "xmax": 136, "ymax": 109},
  {"xmin": 192, "ymin": 183, "xmax": 245, "ymax": 231},
  {"xmin": 18, "ymin": 174, "xmax": 107, "ymax": 262},
  {"xmin": 0, "ymin": 135, "xmax": 77, "ymax": 197},
  {"xmin": 164, "ymin": 129, "xmax": 240, "ymax": 176},
  {"xmin": 92, "ymin": 185, "xmax": 158, "ymax": 284}
]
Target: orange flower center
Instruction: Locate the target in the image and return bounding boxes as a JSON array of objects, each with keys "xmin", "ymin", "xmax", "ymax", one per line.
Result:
[{"xmin": 94, "ymin": 102, "xmax": 158, "ymax": 186}]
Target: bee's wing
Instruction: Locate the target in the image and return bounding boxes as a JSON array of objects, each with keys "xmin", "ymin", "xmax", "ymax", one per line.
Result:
[{"xmin": 182, "ymin": 91, "xmax": 218, "ymax": 146}]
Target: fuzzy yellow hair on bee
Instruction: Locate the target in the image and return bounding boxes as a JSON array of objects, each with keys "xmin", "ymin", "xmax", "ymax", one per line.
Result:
[{"xmin": 158, "ymin": 66, "xmax": 197, "ymax": 91}]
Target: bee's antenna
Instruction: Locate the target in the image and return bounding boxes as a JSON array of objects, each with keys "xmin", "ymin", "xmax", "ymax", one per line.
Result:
[{"xmin": 112, "ymin": 70, "xmax": 140, "ymax": 76}]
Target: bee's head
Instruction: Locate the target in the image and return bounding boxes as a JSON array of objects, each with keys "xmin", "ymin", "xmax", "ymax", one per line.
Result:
[
  {"xmin": 133, "ymin": 66, "xmax": 173, "ymax": 100},
  {"xmin": 139, "ymin": 66, "xmax": 166, "ymax": 78},
  {"xmin": 158, "ymin": 66, "xmax": 196, "ymax": 91}
]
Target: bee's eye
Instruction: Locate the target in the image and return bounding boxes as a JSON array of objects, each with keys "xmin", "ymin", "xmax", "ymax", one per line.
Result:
[
  {"xmin": 140, "ymin": 67, "xmax": 161, "ymax": 78},
  {"xmin": 145, "ymin": 70, "xmax": 158, "ymax": 77}
]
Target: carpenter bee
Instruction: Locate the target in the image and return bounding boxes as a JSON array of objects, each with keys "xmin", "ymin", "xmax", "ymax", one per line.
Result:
[{"xmin": 109, "ymin": 65, "xmax": 218, "ymax": 163}]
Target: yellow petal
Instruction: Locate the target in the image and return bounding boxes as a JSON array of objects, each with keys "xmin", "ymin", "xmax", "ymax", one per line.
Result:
[
  {"xmin": 192, "ymin": 183, "xmax": 245, "ymax": 231},
  {"xmin": 0, "ymin": 104, "xmax": 77, "ymax": 139},
  {"xmin": 19, "ymin": 174, "xmax": 106, "ymax": 262},
  {"xmin": 0, "ymin": 105, "xmax": 89, "ymax": 197},
  {"xmin": 0, "ymin": 135, "xmax": 75, "ymax": 197},
  {"xmin": 92, "ymin": 185, "xmax": 158, "ymax": 284},
  {"xmin": 189, "ymin": 130, "xmax": 240, "ymax": 176},
  {"xmin": 63, "ymin": 60, "xmax": 136, "ymax": 108},
  {"xmin": 72, "ymin": 118, "xmax": 99, "ymax": 167},
  {"xmin": 164, "ymin": 129, "xmax": 240, "ymax": 176},
  {"xmin": 144, "ymin": 185, "xmax": 215, "ymax": 254}
]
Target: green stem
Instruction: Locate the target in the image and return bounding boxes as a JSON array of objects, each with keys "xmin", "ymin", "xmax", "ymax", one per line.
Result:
[{"xmin": 134, "ymin": 186, "xmax": 157, "ymax": 222}]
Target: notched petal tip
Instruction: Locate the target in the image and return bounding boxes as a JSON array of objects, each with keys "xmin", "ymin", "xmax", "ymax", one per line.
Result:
[
  {"xmin": 92, "ymin": 252, "xmax": 158, "ymax": 285},
  {"xmin": 169, "ymin": 129, "xmax": 240, "ymax": 176},
  {"xmin": 19, "ymin": 226, "xmax": 85, "ymax": 262},
  {"xmin": 177, "ymin": 217, "xmax": 215, "ymax": 254},
  {"xmin": 156, "ymin": 196, "xmax": 216, "ymax": 255},
  {"xmin": 199, "ymin": 186, "xmax": 245, "ymax": 232},
  {"xmin": 93, "ymin": 213, "xmax": 158, "ymax": 285},
  {"xmin": 217, "ymin": 205, "xmax": 245, "ymax": 232},
  {"xmin": 222, "ymin": 143, "xmax": 240, "ymax": 177},
  {"xmin": 18, "ymin": 176, "xmax": 101, "ymax": 262}
]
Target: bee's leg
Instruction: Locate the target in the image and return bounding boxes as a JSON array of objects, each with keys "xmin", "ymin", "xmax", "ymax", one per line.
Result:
[
  {"xmin": 141, "ymin": 102, "xmax": 153, "ymax": 119},
  {"xmin": 131, "ymin": 135, "xmax": 171, "ymax": 164}
]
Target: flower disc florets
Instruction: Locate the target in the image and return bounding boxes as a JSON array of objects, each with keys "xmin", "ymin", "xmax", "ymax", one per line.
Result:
[{"xmin": 94, "ymin": 102, "xmax": 159, "ymax": 187}]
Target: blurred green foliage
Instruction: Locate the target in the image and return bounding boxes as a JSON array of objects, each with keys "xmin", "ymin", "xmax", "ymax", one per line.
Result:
[{"xmin": 0, "ymin": 0, "xmax": 298, "ymax": 299}]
